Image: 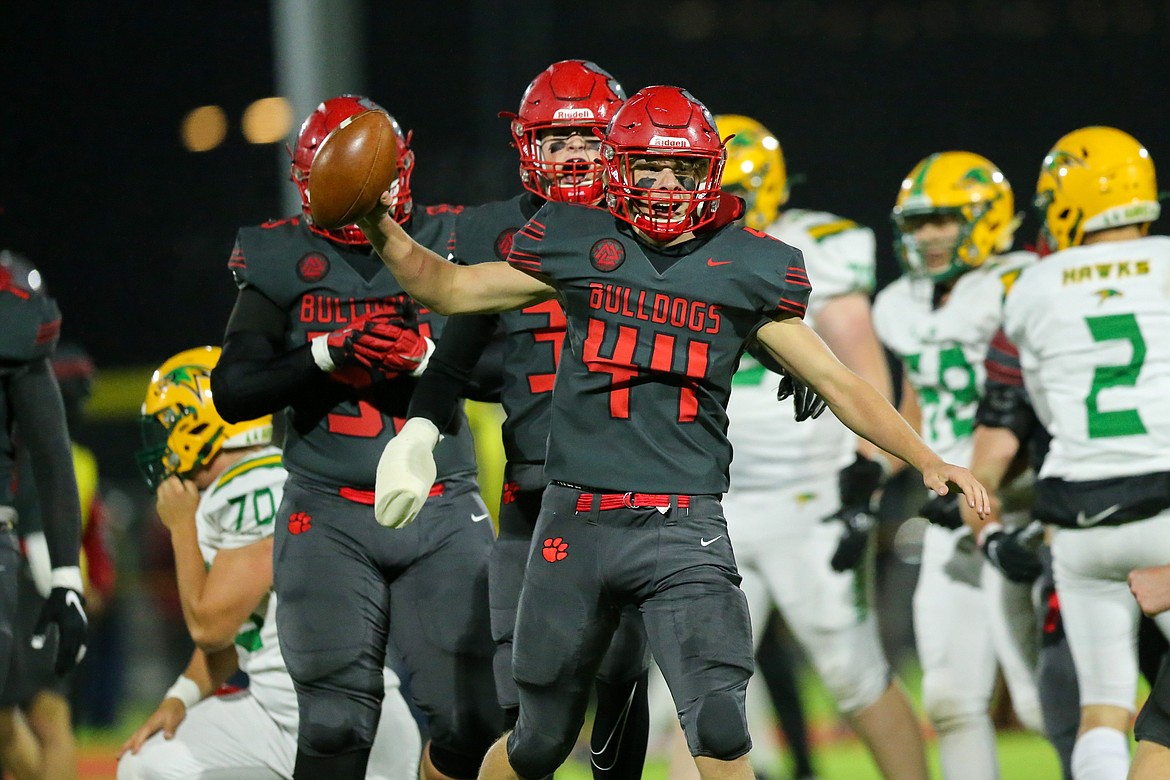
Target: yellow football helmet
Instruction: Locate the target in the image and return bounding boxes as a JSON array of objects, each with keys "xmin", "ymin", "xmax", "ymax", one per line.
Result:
[
  {"xmin": 716, "ymin": 114, "xmax": 788, "ymax": 231},
  {"xmin": 892, "ymin": 151, "xmax": 1017, "ymax": 282},
  {"xmin": 1035, "ymin": 126, "xmax": 1160, "ymax": 252},
  {"xmin": 136, "ymin": 346, "xmax": 272, "ymax": 490}
]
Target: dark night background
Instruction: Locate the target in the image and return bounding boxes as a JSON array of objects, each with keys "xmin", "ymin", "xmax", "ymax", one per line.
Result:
[
  {"xmin": 3, "ymin": 1, "xmax": 1167, "ymax": 741},
  {"xmin": 5, "ymin": 1, "xmax": 1166, "ymax": 368}
]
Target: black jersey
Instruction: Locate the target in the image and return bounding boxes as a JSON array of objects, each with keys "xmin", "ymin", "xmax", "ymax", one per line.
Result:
[
  {"xmin": 508, "ymin": 202, "xmax": 810, "ymax": 494},
  {"xmin": 228, "ymin": 211, "xmax": 477, "ymax": 488},
  {"xmin": 450, "ymin": 194, "xmax": 563, "ymax": 467},
  {"xmin": 0, "ymin": 252, "xmax": 61, "ymax": 507}
]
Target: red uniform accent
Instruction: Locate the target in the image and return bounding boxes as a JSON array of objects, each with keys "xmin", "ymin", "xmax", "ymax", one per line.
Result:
[
  {"xmin": 338, "ymin": 482, "xmax": 445, "ymax": 505},
  {"xmin": 541, "ymin": 537, "xmax": 569, "ymax": 562},
  {"xmin": 574, "ymin": 492, "xmax": 691, "ymax": 512},
  {"xmin": 288, "ymin": 512, "xmax": 313, "ymax": 534}
]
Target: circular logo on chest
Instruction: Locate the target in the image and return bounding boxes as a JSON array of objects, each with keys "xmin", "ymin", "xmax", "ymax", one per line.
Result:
[
  {"xmin": 296, "ymin": 252, "xmax": 330, "ymax": 282},
  {"xmin": 589, "ymin": 238, "xmax": 626, "ymax": 272},
  {"xmin": 495, "ymin": 228, "xmax": 519, "ymax": 260}
]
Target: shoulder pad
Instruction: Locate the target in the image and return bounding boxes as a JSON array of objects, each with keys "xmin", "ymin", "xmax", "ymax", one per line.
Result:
[{"xmin": 0, "ymin": 251, "xmax": 61, "ymax": 362}]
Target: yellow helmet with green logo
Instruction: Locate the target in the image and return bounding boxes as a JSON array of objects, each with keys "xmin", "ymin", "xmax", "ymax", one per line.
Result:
[
  {"xmin": 1035, "ymin": 126, "xmax": 1159, "ymax": 252},
  {"xmin": 716, "ymin": 115, "xmax": 788, "ymax": 231},
  {"xmin": 892, "ymin": 151, "xmax": 1017, "ymax": 282},
  {"xmin": 136, "ymin": 346, "xmax": 272, "ymax": 490}
]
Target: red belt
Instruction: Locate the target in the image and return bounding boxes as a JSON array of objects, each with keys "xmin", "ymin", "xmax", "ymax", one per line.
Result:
[
  {"xmin": 340, "ymin": 482, "xmax": 445, "ymax": 505},
  {"xmin": 575, "ymin": 492, "xmax": 691, "ymax": 512}
]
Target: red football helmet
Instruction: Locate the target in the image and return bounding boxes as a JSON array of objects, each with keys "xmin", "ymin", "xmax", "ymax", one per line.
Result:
[
  {"xmin": 290, "ymin": 94, "xmax": 415, "ymax": 244},
  {"xmin": 505, "ymin": 60, "xmax": 625, "ymax": 205},
  {"xmin": 600, "ymin": 86, "xmax": 726, "ymax": 242}
]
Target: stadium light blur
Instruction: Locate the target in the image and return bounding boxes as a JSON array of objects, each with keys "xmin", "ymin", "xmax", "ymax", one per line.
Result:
[
  {"xmin": 181, "ymin": 105, "xmax": 228, "ymax": 152},
  {"xmin": 242, "ymin": 97, "xmax": 294, "ymax": 144}
]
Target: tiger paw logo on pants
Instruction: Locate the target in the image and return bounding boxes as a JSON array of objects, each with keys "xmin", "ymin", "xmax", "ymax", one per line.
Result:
[
  {"xmin": 542, "ymin": 537, "xmax": 568, "ymax": 562},
  {"xmin": 288, "ymin": 512, "xmax": 312, "ymax": 535}
]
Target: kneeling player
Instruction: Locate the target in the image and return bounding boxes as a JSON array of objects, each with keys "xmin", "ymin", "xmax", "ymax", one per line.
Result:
[{"xmin": 117, "ymin": 347, "xmax": 419, "ymax": 780}]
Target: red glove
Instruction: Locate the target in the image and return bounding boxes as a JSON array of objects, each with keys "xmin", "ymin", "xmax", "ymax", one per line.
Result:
[{"xmin": 315, "ymin": 312, "xmax": 431, "ymax": 387}]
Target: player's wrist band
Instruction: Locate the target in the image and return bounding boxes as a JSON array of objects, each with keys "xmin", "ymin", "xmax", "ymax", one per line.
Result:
[
  {"xmin": 50, "ymin": 566, "xmax": 84, "ymax": 593},
  {"xmin": 410, "ymin": 338, "xmax": 436, "ymax": 377},
  {"xmin": 977, "ymin": 522, "xmax": 1004, "ymax": 549},
  {"xmin": 310, "ymin": 335, "xmax": 337, "ymax": 372},
  {"xmin": 163, "ymin": 675, "xmax": 202, "ymax": 709}
]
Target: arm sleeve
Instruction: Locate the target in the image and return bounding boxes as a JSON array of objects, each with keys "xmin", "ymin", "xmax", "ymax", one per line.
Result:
[
  {"xmin": 10, "ymin": 359, "xmax": 81, "ymax": 570},
  {"xmin": 210, "ymin": 287, "xmax": 331, "ymax": 423},
  {"xmin": 407, "ymin": 312, "xmax": 500, "ymax": 429},
  {"xmin": 976, "ymin": 328, "xmax": 1037, "ymax": 443}
]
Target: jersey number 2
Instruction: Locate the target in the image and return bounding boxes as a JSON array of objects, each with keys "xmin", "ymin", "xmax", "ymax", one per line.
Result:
[{"xmin": 1084, "ymin": 313, "xmax": 1147, "ymax": 438}]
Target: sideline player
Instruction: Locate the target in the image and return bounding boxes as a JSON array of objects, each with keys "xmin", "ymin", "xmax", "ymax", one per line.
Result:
[
  {"xmin": 1002, "ymin": 126, "xmax": 1169, "ymax": 780},
  {"xmin": 392, "ymin": 60, "xmax": 653, "ymax": 778},
  {"xmin": 0, "ymin": 250, "xmax": 87, "ymax": 691},
  {"xmin": 661, "ymin": 113, "xmax": 926, "ymax": 780},
  {"xmin": 0, "ymin": 343, "xmax": 113, "ymax": 780},
  {"xmin": 355, "ymin": 86, "xmax": 988, "ymax": 780},
  {"xmin": 117, "ymin": 346, "xmax": 420, "ymax": 780},
  {"xmin": 210, "ymin": 97, "xmax": 502, "ymax": 780},
  {"xmin": 873, "ymin": 151, "xmax": 1044, "ymax": 779}
]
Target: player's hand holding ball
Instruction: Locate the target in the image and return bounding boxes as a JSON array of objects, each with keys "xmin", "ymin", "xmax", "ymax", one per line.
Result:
[{"xmin": 307, "ymin": 109, "xmax": 398, "ymax": 229}]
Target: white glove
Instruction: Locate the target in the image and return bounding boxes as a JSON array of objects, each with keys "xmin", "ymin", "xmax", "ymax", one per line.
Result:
[{"xmin": 374, "ymin": 417, "xmax": 440, "ymax": 529}]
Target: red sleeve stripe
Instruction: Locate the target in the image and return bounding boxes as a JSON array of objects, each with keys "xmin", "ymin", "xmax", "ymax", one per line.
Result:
[
  {"xmin": 785, "ymin": 266, "xmax": 808, "ymax": 277},
  {"xmin": 228, "ymin": 247, "xmax": 247, "ymax": 270},
  {"xmin": 784, "ymin": 275, "xmax": 812, "ymax": 288},
  {"xmin": 510, "ymin": 248, "xmax": 542, "ymax": 261},
  {"xmin": 986, "ymin": 360, "xmax": 1023, "ymax": 386},
  {"xmin": 518, "ymin": 225, "xmax": 544, "ymax": 242},
  {"xmin": 36, "ymin": 319, "xmax": 61, "ymax": 345},
  {"xmin": 776, "ymin": 298, "xmax": 807, "ymax": 316},
  {"xmin": 509, "ymin": 254, "xmax": 542, "ymax": 272}
]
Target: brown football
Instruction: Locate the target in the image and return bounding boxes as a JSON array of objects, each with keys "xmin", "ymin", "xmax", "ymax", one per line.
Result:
[{"xmin": 308, "ymin": 110, "xmax": 398, "ymax": 229}]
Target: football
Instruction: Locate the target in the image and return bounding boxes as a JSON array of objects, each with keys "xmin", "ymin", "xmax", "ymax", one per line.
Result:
[{"xmin": 308, "ymin": 110, "xmax": 398, "ymax": 229}]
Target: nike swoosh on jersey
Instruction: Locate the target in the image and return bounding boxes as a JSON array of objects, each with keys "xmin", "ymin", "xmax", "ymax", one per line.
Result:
[
  {"xmin": 700, "ymin": 536, "xmax": 723, "ymax": 546},
  {"xmin": 1076, "ymin": 504, "xmax": 1121, "ymax": 527},
  {"xmin": 707, "ymin": 258, "xmax": 732, "ymax": 267},
  {"xmin": 471, "ymin": 512, "xmax": 491, "ymax": 523}
]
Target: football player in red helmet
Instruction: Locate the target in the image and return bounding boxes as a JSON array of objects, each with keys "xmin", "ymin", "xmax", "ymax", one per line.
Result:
[
  {"xmin": 506, "ymin": 59, "xmax": 623, "ymax": 205},
  {"xmin": 389, "ymin": 60, "xmax": 657, "ymax": 780},
  {"xmin": 211, "ymin": 96, "xmax": 503, "ymax": 780},
  {"xmin": 357, "ymin": 86, "xmax": 988, "ymax": 780},
  {"xmin": 600, "ymin": 87, "xmax": 725, "ymax": 243},
  {"xmin": 290, "ymin": 94, "xmax": 416, "ymax": 243}
]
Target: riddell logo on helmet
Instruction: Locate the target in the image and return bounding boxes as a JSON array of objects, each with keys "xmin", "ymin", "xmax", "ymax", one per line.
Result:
[
  {"xmin": 649, "ymin": 136, "xmax": 690, "ymax": 149},
  {"xmin": 553, "ymin": 108, "xmax": 595, "ymax": 120}
]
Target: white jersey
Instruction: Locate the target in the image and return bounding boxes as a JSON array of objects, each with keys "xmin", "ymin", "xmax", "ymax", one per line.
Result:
[
  {"xmin": 728, "ymin": 209, "xmax": 876, "ymax": 490},
  {"xmin": 873, "ymin": 251, "xmax": 1036, "ymax": 465},
  {"xmin": 196, "ymin": 446, "xmax": 298, "ymax": 728},
  {"xmin": 1003, "ymin": 236, "xmax": 1170, "ymax": 481}
]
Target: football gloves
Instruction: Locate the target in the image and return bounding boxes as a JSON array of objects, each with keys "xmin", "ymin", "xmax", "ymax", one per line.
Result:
[
  {"xmin": 777, "ymin": 371, "xmax": 827, "ymax": 422},
  {"xmin": 981, "ymin": 521, "xmax": 1044, "ymax": 584},
  {"xmin": 31, "ymin": 568, "xmax": 88, "ymax": 675},
  {"xmin": 918, "ymin": 492, "xmax": 963, "ymax": 530},
  {"xmin": 311, "ymin": 312, "xmax": 433, "ymax": 387},
  {"xmin": 374, "ymin": 417, "xmax": 440, "ymax": 529},
  {"xmin": 822, "ymin": 454, "xmax": 885, "ymax": 571}
]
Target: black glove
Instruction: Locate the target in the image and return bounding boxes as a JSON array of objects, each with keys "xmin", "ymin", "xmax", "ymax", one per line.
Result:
[
  {"xmin": 918, "ymin": 493, "xmax": 963, "ymax": 529},
  {"xmin": 31, "ymin": 587, "xmax": 88, "ymax": 675},
  {"xmin": 823, "ymin": 454, "xmax": 885, "ymax": 571},
  {"xmin": 982, "ymin": 522, "xmax": 1044, "ymax": 584},
  {"xmin": 777, "ymin": 371, "xmax": 828, "ymax": 422}
]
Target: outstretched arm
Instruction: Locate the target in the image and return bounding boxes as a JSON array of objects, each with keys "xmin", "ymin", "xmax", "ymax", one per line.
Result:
[
  {"xmin": 357, "ymin": 197, "xmax": 555, "ymax": 315},
  {"xmin": 756, "ymin": 316, "xmax": 988, "ymax": 513}
]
